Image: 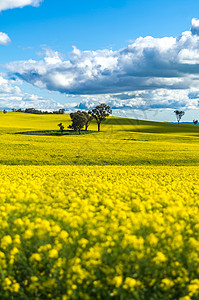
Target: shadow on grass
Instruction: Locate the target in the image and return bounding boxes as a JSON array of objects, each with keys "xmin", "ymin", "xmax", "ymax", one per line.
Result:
[{"xmin": 12, "ymin": 130, "xmax": 96, "ymax": 136}]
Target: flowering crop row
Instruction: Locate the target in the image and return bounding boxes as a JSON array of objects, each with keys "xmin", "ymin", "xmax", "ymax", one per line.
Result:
[{"xmin": 0, "ymin": 165, "xmax": 198, "ymax": 299}]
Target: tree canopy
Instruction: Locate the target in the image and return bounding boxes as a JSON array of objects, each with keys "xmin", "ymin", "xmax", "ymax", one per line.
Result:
[
  {"xmin": 69, "ymin": 111, "xmax": 88, "ymax": 134},
  {"xmin": 89, "ymin": 103, "xmax": 112, "ymax": 131},
  {"xmin": 174, "ymin": 110, "xmax": 185, "ymax": 124},
  {"xmin": 82, "ymin": 111, "xmax": 93, "ymax": 131}
]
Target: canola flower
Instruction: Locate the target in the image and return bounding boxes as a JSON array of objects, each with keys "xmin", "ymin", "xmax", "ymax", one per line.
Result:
[
  {"xmin": 1, "ymin": 112, "xmax": 199, "ymax": 166},
  {"xmin": 0, "ymin": 166, "xmax": 198, "ymax": 299}
]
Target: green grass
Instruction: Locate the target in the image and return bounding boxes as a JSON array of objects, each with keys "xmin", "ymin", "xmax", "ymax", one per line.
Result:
[{"xmin": 0, "ymin": 112, "xmax": 199, "ymax": 165}]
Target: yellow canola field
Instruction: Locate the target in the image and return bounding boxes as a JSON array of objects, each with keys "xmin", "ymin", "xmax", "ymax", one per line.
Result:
[
  {"xmin": 0, "ymin": 165, "xmax": 199, "ymax": 300},
  {"xmin": 1, "ymin": 112, "xmax": 199, "ymax": 165}
]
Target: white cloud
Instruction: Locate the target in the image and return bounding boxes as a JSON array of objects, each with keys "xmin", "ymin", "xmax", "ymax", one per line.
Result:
[
  {"xmin": 0, "ymin": 32, "xmax": 11, "ymax": 45},
  {"xmin": 0, "ymin": 0, "xmax": 42, "ymax": 46},
  {"xmin": 74, "ymin": 88, "xmax": 199, "ymax": 111},
  {"xmin": 191, "ymin": 18, "xmax": 199, "ymax": 35},
  {"xmin": 0, "ymin": 0, "xmax": 43, "ymax": 12},
  {"xmin": 0, "ymin": 74, "xmax": 63, "ymax": 111},
  {"xmin": 6, "ymin": 19, "xmax": 199, "ymax": 110}
]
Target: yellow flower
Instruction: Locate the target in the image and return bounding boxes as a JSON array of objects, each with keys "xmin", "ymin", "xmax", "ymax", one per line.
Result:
[
  {"xmin": 59, "ymin": 230, "xmax": 69, "ymax": 240},
  {"xmin": 160, "ymin": 278, "xmax": 174, "ymax": 290},
  {"xmin": 24, "ymin": 229, "xmax": 33, "ymax": 239},
  {"xmin": 30, "ymin": 253, "xmax": 42, "ymax": 262},
  {"xmin": 123, "ymin": 277, "xmax": 137, "ymax": 291},
  {"xmin": 188, "ymin": 279, "xmax": 199, "ymax": 296},
  {"xmin": 113, "ymin": 276, "xmax": 123, "ymax": 288},
  {"xmin": 12, "ymin": 282, "xmax": 20, "ymax": 293},
  {"xmin": 1, "ymin": 235, "xmax": 12, "ymax": 249},
  {"xmin": 4, "ymin": 277, "xmax": 11, "ymax": 286},
  {"xmin": 153, "ymin": 252, "xmax": 167, "ymax": 264},
  {"xmin": 49, "ymin": 249, "xmax": 58, "ymax": 258},
  {"xmin": 31, "ymin": 276, "xmax": 38, "ymax": 282}
]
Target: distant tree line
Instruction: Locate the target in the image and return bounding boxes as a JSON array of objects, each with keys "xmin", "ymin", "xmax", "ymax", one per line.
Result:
[{"xmin": 12, "ymin": 108, "xmax": 65, "ymax": 114}]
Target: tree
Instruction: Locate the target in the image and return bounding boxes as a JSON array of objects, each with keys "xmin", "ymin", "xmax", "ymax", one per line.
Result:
[
  {"xmin": 58, "ymin": 123, "xmax": 64, "ymax": 134},
  {"xmin": 193, "ymin": 119, "xmax": 198, "ymax": 125},
  {"xmin": 59, "ymin": 108, "xmax": 65, "ymax": 114},
  {"xmin": 69, "ymin": 111, "xmax": 87, "ymax": 134},
  {"xmin": 82, "ymin": 111, "xmax": 93, "ymax": 131},
  {"xmin": 89, "ymin": 103, "xmax": 112, "ymax": 132},
  {"xmin": 55, "ymin": 109, "xmax": 65, "ymax": 114},
  {"xmin": 174, "ymin": 110, "xmax": 185, "ymax": 124},
  {"xmin": 3, "ymin": 110, "xmax": 7, "ymax": 114}
]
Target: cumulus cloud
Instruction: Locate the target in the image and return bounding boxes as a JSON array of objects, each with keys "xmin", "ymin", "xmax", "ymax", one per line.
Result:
[
  {"xmin": 0, "ymin": 0, "xmax": 43, "ymax": 11},
  {"xmin": 191, "ymin": 18, "xmax": 199, "ymax": 35},
  {"xmin": 0, "ymin": 32, "xmax": 10, "ymax": 45},
  {"xmin": 6, "ymin": 18, "xmax": 199, "ymax": 110},
  {"xmin": 0, "ymin": 75, "xmax": 63, "ymax": 111},
  {"xmin": 74, "ymin": 88, "xmax": 199, "ymax": 111}
]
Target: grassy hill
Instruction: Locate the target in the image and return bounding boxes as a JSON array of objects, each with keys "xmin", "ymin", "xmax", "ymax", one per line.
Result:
[{"xmin": 0, "ymin": 112, "xmax": 199, "ymax": 165}]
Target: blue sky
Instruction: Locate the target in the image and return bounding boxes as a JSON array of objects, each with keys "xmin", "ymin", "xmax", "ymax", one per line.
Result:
[
  {"xmin": 1, "ymin": 0, "xmax": 199, "ymax": 121},
  {"xmin": 1, "ymin": 0, "xmax": 198, "ymax": 61}
]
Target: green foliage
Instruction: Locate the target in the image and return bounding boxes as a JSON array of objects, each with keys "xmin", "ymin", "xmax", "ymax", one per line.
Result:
[
  {"xmin": 69, "ymin": 111, "xmax": 88, "ymax": 134},
  {"xmin": 174, "ymin": 110, "xmax": 185, "ymax": 124},
  {"xmin": 82, "ymin": 111, "xmax": 93, "ymax": 130},
  {"xmin": 89, "ymin": 103, "xmax": 112, "ymax": 131},
  {"xmin": 57, "ymin": 123, "xmax": 64, "ymax": 133}
]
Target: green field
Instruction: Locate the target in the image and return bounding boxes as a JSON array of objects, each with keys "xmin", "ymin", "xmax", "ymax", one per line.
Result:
[{"xmin": 1, "ymin": 112, "xmax": 199, "ymax": 165}]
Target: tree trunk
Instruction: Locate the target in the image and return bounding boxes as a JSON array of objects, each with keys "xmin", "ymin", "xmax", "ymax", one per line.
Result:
[
  {"xmin": 79, "ymin": 129, "xmax": 81, "ymax": 134},
  {"xmin": 98, "ymin": 122, "xmax": 100, "ymax": 132},
  {"xmin": 85, "ymin": 124, "xmax": 88, "ymax": 131}
]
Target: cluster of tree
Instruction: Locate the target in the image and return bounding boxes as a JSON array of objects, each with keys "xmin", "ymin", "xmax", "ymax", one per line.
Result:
[
  {"xmin": 57, "ymin": 104, "xmax": 112, "ymax": 134},
  {"xmin": 68, "ymin": 104, "xmax": 112, "ymax": 134},
  {"xmin": 12, "ymin": 108, "xmax": 65, "ymax": 115},
  {"xmin": 68, "ymin": 111, "xmax": 92, "ymax": 134}
]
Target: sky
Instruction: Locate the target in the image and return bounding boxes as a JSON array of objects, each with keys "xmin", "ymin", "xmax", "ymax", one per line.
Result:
[{"xmin": 2, "ymin": 0, "xmax": 199, "ymax": 121}]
